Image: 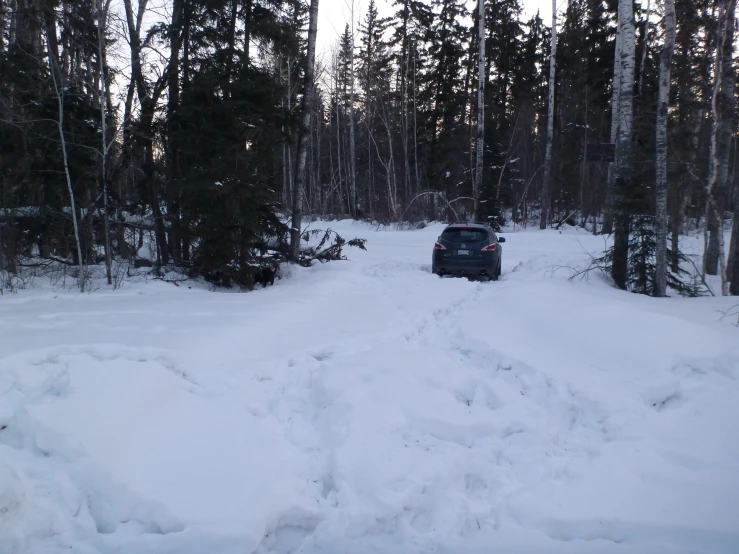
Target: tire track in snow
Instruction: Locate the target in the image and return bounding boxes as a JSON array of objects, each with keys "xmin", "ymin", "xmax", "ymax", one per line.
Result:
[
  {"xmin": 336, "ymin": 261, "xmax": 515, "ymax": 540},
  {"xmin": 360, "ymin": 261, "xmax": 619, "ymax": 539},
  {"xmin": 359, "ymin": 256, "xmax": 504, "ymax": 346},
  {"xmin": 446, "ymin": 330, "xmax": 616, "ymax": 494},
  {"xmin": 247, "ymin": 261, "xmax": 507, "ymax": 550},
  {"xmin": 251, "ymin": 252, "xmax": 618, "ymax": 549}
]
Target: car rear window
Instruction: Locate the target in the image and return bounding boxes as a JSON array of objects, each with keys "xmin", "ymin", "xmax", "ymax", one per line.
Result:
[{"xmin": 441, "ymin": 228, "xmax": 488, "ymax": 243}]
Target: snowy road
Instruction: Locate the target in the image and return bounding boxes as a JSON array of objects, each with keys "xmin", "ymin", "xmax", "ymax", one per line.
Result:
[{"xmin": 1, "ymin": 221, "xmax": 738, "ymax": 554}]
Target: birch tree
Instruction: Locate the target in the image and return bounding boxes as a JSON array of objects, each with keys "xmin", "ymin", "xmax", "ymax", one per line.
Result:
[
  {"xmin": 96, "ymin": 0, "xmax": 113, "ymax": 285},
  {"xmin": 729, "ymin": 176, "xmax": 739, "ymax": 294},
  {"xmin": 539, "ymin": 0, "xmax": 556, "ymax": 230},
  {"xmin": 703, "ymin": 0, "xmax": 733, "ymax": 295},
  {"xmin": 705, "ymin": 0, "xmax": 735, "ymax": 278},
  {"xmin": 610, "ymin": 0, "xmax": 636, "ymax": 290},
  {"xmin": 474, "ymin": 0, "xmax": 484, "ymax": 216},
  {"xmin": 637, "ymin": 0, "xmax": 651, "ymax": 95},
  {"xmin": 290, "ymin": 0, "xmax": 320, "ymax": 259},
  {"xmin": 348, "ymin": 0, "xmax": 358, "ymax": 217},
  {"xmin": 603, "ymin": 24, "xmax": 622, "ymax": 235},
  {"xmin": 654, "ymin": 0, "xmax": 676, "ymax": 297}
]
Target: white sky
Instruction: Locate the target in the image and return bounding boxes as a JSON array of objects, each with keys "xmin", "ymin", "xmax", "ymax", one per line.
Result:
[{"xmin": 315, "ymin": 0, "xmax": 556, "ymax": 61}]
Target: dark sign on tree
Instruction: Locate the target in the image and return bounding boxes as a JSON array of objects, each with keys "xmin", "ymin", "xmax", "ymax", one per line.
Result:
[{"xmin": 585, "ymin": 143, "xmax": 615, "ymax": 162}]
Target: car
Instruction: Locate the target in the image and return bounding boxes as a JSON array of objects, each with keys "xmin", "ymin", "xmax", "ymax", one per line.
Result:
[{"xmin": 431, "ymin": 223, "xmax": 505, "ymax": 281}]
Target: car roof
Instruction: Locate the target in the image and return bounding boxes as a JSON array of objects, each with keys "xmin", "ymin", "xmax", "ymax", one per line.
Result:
[{"xmin": 444, "ymin": 223, "xmax": 490, "ymax": 230}]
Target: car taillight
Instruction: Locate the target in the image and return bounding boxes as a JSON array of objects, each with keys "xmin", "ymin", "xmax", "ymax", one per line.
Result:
[
  {"xmin": 434, "ymin": 242, "xmax": 446, "ymax": 250},
  {"xmin": 481, "ymin": 243, "xmax": 497, "ymax": 251}
]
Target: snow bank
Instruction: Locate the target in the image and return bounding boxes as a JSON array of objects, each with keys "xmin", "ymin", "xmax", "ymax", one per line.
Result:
[{"xmin": 1, "ymin": 221, "xmax": 738, "ymax": 553}]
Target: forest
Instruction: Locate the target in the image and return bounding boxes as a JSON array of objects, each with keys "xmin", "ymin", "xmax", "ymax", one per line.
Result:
[{"xmin": 1, "ymin": 0, "xmax": 738, "ymax": 296}]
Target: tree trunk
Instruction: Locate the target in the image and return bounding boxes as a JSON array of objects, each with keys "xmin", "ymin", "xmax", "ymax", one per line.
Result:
[
  {"xmin": 654, "ymin": 0, "xmax": 675, "ymax": 297},
  {"xmin": 703, "ymin": 0, "xmax": 732, "ymax": 294},
  {"xmin": 48, "ymin": 38, "xmax": 85, "ymax": 291},
  {"xmin": 412, "ymin": 45, "xmax": 420, "ymax": 202},
  {"xmin": 314, "ymin": 91, "xmax": 321, "ymax": 211},
  {"xmin": 611, "ymin": 0, "xmax": 636, "ymax": 290},
  {"xmin": 401, "ymin": 46, "xmax": 411, "ymax": 210},
  {"xmin": 580, "ymin": 89, "xmax": 588, "ymax": 223},
  {"xmin": 474, "ymin": 0, "xmax": 485, "ymax": 217},
  {"xmin": 637, "ymin": 0, "xmax": 651, "ymax": 95},
  {"xmin": 603, "ymin": 23, "xmax": 622, "ymax": 234},
  {"xmin": 123, "ymin": 0, "xmax": 169, "ymax": 264},
  {"xmin": 244, "ymin": 0, "xmax": 253, "ymax": 64},
  {"xmin": 539, "ymin": 0, "xmax": 556, "ymax": 229},
  {"xmin": 729, "ymin": 180, "xmax": 739, "ymax": 293},
  {"xmin": 706, "ymin": 0, "xmax": 735, "ymax": 276},
  {"xmin": 335, "ymin": 95, "xmax": 344, "ymax": 212},
  {"xmin": 0, "ymin": 0, "xmax": 5, "ymax": 55},
  {"xmin": 399, "ymin": 1, "xmax": 410, "ymax": 208},
  {"xmin": 96, "ymin": 0, "xmax": 112, "ymax": 284},
  {"xmin": 384, "ymin": 112, "xmax": 399, "ymax": 218},
  {"xmin": 166, "ymin": 0, "xmax": 184, "ymax": 264},
  {"xmin": 286, "ymin": 58, "xmax": 294, "ymax": 205},
  {"xmin": 290, "ymin": 0, "xmax": 319, "ymax": 260}
]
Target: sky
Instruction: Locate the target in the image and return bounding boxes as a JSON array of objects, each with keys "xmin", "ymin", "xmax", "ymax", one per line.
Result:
[{"xmin": 315, "ymin": 0, "xmax": 555, "ymax": 61}]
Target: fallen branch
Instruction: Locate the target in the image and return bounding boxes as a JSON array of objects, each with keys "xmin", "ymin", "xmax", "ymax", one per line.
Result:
[
  {"xmin": 718, "ymin": 302, "xmax": 739, "ymax": 326},
  {"xmin": 555, "ymin": 205, "xmax": 581, "ymax": 229},
  {"xmin": 46, "ymin": 255, "xmax": 79, "ymax": 266},
  {"xmin": 297, "ymin": 228, "xmax": 367, "ymax": 266}
]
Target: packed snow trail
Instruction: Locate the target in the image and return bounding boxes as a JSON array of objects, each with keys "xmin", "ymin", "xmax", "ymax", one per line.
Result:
[{"xmin": 1, "ymin": 221, "xmax": 738, "ymax": 554}]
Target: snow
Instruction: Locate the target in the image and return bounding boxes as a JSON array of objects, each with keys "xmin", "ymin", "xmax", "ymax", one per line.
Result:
[
  {"xmin": 1, "ymin": 221, "xmax": 738, "ymax": 554},
  {"xmin": 136, "ymin": 246, "xmax": 155, "ymax": 261}
]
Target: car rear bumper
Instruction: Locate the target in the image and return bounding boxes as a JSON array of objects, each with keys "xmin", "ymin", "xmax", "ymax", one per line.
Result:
[{"xmin": 432, "ymin": 259, "xmax": 494, "ymax": 276}]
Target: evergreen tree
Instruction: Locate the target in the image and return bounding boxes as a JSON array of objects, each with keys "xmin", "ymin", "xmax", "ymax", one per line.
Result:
[
  {"xmin": 427, "ymin": 0, "xmax": 469, "ymax": 201},
  {"xmin": 477, "ymin": 0, "xmax": 525, "ymax": 229},
  {"xmin": 358, "ymin": 0, "xmax": 392, "ymax": 215}
]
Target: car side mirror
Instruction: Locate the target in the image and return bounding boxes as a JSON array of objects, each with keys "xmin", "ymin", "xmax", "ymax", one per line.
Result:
[{"xmin": 498, "ymin": 237, "xmax": 506, "ymax": 243}]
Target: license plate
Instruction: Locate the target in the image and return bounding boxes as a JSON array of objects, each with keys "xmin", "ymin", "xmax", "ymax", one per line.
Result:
[{"xmin": 457, "ymin": 249, "xmax": 470, "ymax": 255}]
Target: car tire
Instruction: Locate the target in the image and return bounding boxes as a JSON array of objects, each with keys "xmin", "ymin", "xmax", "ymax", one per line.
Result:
[{"xmin": 490, "ymin": 261, "xmax": 500, "ymax": 281}]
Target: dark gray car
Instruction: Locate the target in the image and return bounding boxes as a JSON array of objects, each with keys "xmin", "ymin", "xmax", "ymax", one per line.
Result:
[{"xmin": 431, "ymin": 223, "xmax": 505, "ymax": 281}]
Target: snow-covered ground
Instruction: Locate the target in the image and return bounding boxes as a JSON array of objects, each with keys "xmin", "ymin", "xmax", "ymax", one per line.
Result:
[{"xmin": 1, "ymin": 221, "xmax": 738, "ymax": 554}]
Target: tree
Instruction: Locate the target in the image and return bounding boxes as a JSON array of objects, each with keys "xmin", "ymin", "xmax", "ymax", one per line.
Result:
[
  {"xmin": 729, "ymin": 180, "xmax": 739, "ymax": 294},
  {"xmin": 2, "ymin": 0, "xmax": 736, "ymax": 297},
  {"xmin": 47, "ymin": 39, "xmax": 85, "ymax": 291},
  {"xmin": 611, "ymin": 0, "xmax": 636, "ymax": 290},
  {"xmin": 123, "ymin": 0, "xmax": 170, "ymax": 264},
  {"xmin": 476, "ymin": 0, "xmax": 524, "ymax": 228},
  {"xmin": 603, "ymin": 14, "xmax": 621, "ymax": 235},
  {"xmin": 427, "ymin": 0, "xmax": 469, "ymax": 202},
  {"xmin": 348, "ymin": 3, "xmax": 358, "ymax": 217},
  {"xmin": 96, "ymin": 0, "xmax": 113, "ymax": 285},
  {"xmin": 705, "ymin": 0, "xmax": 735, "ymax": 279},
  {"xmin": 654, "ymin": 0, "xmax": 676, "ymax": 297},
  {"xmin": 703, "ymin": 0, "xmax": 733, "ymax": 295},
  {"xmin": 539, "ymin": 0, "xmax": 557, "ymax": 229},
  {"xmin": 474, "ymin": 0, "xmax": 485, "ymax": 215},
  {"xmin": 358, "ymin": 0, "xmax": 392, "ymax": 216},
  {"xmin": 290, "ymin": 0, "xmax": 320, "ymax": 260}
]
